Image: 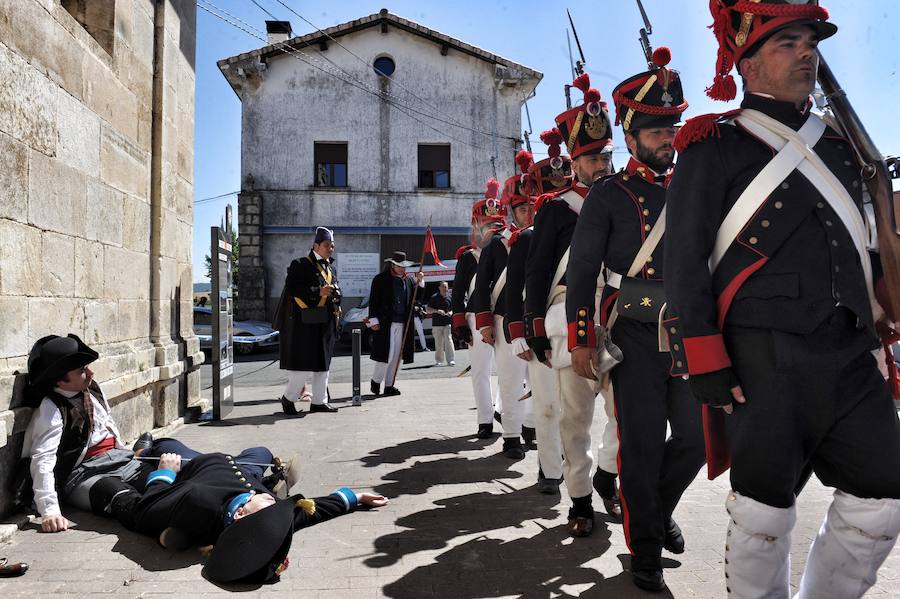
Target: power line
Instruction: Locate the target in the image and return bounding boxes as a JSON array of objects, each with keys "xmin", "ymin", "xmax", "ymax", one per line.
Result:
[
  {"xmin": 200, "ymin": 1, "xmax": 496, "ymax": 153},
  {"xmin": 194, "ymin": 190, "xmax": 239, "ymax": 205},
  {"xmin": 248, "ymin": 0, "xmax": 277, "ymax": 21}
]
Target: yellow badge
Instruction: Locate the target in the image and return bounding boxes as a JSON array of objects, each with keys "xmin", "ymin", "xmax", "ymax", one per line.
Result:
[
  {"xmin": 641, "ymin": 297, "xmax": 653, "ymax": 307},
  {"xmin": 584, "ymin": 114, "xmax": 609, "ymax": 140}
]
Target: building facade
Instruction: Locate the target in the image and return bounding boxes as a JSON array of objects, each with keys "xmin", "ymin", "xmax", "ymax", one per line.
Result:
[
  {"xmin": 218, "ymin": 9, "xmax": 541, "ymax": 318},
  {"xmin": 0, "ymin": 0, "xmax": 202, "ymax": 515}
]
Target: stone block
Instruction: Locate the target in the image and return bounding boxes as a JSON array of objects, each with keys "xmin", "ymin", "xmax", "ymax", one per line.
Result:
[
  {"xmin": 185, "ymin": 366, "xmax": 200, "ymax": 406},
  {"xmin": 29, "ymin": 297, "xmax": 84, "ymax": 341},
  {"xmin": 104, "ymin": 245, "xmax": 149, "ymax": 301},
  {"xmin": 28, "ymin": 150, "xmax": 87, "ymax": 237},
  {"xmin": 0, "ymin": 132, "xmax": 29, "ymax": 223},
  {"xmin": 85, "ymin": 180, "xmax": 124, "ymax": 246},
  {"xmin": 0, "ymin": 296, "xmax": 29, "ymax": 359},
  {"xmin": 122, "ymin": 195, "xmax": 150, "ymax": 253},
  {"xmin": 108, "ymin": 387, "xmax": 153, "ymax": 443},
  {"xmin": 153, "ymin": 378, "xmax": 180, "ymax": 427},
  {"xmin": 117, "ymin": 299, "xmax": 149, "ymax": 341},
  {"xmin": 83, "ymin": 300, "xmax": 117, "ymax": 345},
  {"xmin": 83, "ymin": 56, "xmax": 139, "ymax": 144},
  {"xmin": 0, "ymin": 42, "xmax": 57, "ymax": 154},
  {"xmin": 74, "ymin": 238, "xmax": 104, "ymax": 298},
  {"xmin": 0, "ymin": 219, "xmax": 42, "ymax": 296},
  {"xmin": 56, "ymin": 87, "xmax": 100, "ymax": 177},
  {"xmin": 41, "ymin": 230, "xmax": 75, "ymax": 297},
  {"xmin": 99, "ymin": 123, "xmax": 148, "ymax": 198},
  {"xmin": 130, "ymin": 1, "xmax": 155, "ymax": 70}
]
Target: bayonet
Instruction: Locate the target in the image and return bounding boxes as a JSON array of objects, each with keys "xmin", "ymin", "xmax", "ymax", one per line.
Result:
[
  {"xmin": 567, "ymin": 9, "xmax": 586, "ymax": 75},
  {"xmin": 635, "ymin": 0, "xmax": 655, "ymax": 69},
  {"xmin": 566, "ymin": 30, "xmax": 577, "ymax": 80},
  {"xmin": 523, "ymin": 93, "xmax": 534, "ymax": 153}
]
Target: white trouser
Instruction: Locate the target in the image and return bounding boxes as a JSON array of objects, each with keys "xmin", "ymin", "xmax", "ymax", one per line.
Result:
[
  {"xmin": 594, "ymin": 386, "xmax": 619, "ymax": 474},
  {"xmin": 467, "ymin": 313, "xmax": 498, "ymax": 425},
  {"xmin": 371, "ymin": 322, "xmax": 404, "ymax": 387},
  {"xmin": 414, "ymin": 317, "xmax": 428, "ymax": 349},
  {"xmin": 724, "ymin": 491, "xmax": 796, "ymax": 599},
  {"xmin": 556, "ymin": 366, "xmax": 597, "ymax": 498},
  {"xmin": 433, "ymin": 325, "xmax": 455, "ymax": 364},
  {"xmin": 527, "ymin": 359, "xmax": 563, "ymax": 479},
  {"xmin": 282, "ymin": 370, "xmax": 330, "ymax": 405},
  {"xmin": 797, "ymin": 490, "xmax": 900, "ymax": 599},
  {"xmin": 493, "ymin": 314, "xmax": 527, "ymax": 438}
]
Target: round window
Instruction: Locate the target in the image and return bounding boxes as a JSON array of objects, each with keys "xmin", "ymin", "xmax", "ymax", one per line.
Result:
[{"xmin": 373, "ymin": 56, "xmax": 395, "ymax": 77}]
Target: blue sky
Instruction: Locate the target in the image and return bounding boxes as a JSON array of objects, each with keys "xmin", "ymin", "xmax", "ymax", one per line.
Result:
[{"xmin": 192, "ymin": 0, "xmax": 899, "ymax": 282}]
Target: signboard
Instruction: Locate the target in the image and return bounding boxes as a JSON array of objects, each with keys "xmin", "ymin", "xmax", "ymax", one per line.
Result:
[
  {"xmin": 336, "ymin": 253, "xmax": 380, "ymax": 297},
  {"xmin": 211, "ymin": 205, "xmax": 234, "ymax": 420}
]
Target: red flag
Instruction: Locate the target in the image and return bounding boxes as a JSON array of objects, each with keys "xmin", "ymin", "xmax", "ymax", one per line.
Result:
[{"xmin": 422, "ymin": 226, "xmax": 444, "ymax": 267}]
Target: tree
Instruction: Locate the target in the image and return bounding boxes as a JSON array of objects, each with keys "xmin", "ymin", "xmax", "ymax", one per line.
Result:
[{"xmin": 204, "ymin": 230, "xmax": 240, "ymax": 285}]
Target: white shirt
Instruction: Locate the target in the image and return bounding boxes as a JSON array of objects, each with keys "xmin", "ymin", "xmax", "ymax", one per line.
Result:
[{"xmin": 21, "ymin": 384, "xmax": 123, "ymax": 517}]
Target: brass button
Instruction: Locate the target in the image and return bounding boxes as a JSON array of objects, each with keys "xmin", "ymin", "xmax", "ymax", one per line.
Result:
[
  {"xmin": 774, "ymin": 201, "xmax": 783, "ymax": 209},
  {"xmin": 676, "ymin": 360, "xmax": 683, "ymax": 368},
  {"xmin": 761, "ymin": 220, "xmax": 770, "ymax": 228},
  {"xmin": 817, "ymin": 202, "xmax": 824, "ymax": 209},
  {"xmin": 578, "ymin": 309, "xmax": 587, "ymax": 317},
  {"xmin": 232, "ymin": 465, "xmax": 238, "ymax": 470},
  {"xmin": 646, "ymin": 256, "xmax": 653, "ymax": 263},
  {"xmin": 647, "ymin": 267, "xmax": 656, "ymax": 276},
  {"xmin": 644, "ymin": 224, "xmax": 651, "ymax": 232},
  {"xmin": 780, "ymin": 182, "xmax": 789, "ymax": 190},
  {"xmin": 831, "ymin": 239, "xmax": 838, "ymax": 247},
  {"xmin": 673, "ymin": 343, "xmax": 680, "ymax": 351},
  {"xmin": 240, "ymin": 477, "xmax": 246, "ymax": 482},
  {"xmin": 235, "ymin": 471, "xmax": 242, "ymax": 476},
  {"xmin": 245, "ymin": 483, "xmax": 252, "ymax": 488},
  {"xmin": 578, "ymin": 320, "xmax": 586, "ymax": 327},
  {"xmin": 670, "ymin": 327, "xmax": 677, "ymax": 334},
  {"xmin": 623, "ymin": 174, "xmax": 630, "ymax": 181},
  {"xmin": 825, "ymin": 220, "xmax": 833, "ymax": 227},
  {"xmin": 638, "ymin": 196, "xmax": 645, "ymax": 203},
  {"xmin": 642, "ymin": 209, "xmax": 650, "ymax": 216},
  {"xmin": 749, "ymin": 237, "xmax": 758, "ymax": 245},
  {"xmin": 844, "ymin": 160, "xmax": 852, "ymax": 166},
  {"xmin": 578, "ymin": 330, "xmax": 586, "ymax": 337},
  {"xmin": 852, "ymin": 180, "xmax": 859, "ymax": 188}
]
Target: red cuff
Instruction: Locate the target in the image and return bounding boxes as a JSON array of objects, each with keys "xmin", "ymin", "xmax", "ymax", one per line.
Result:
[
  {"xmin": 475, "ymin": 311, "xmax": 493, "ymax": 330},
  {"xmin": 567, "ymin": 320, "xmax": 596, "ymax": 351},
  {"xmin": 508, "ymin": 321, "xmax": 525, "ymax": 340},
  {"xmin": 530, "ymin": 317, "xmax": 546, "ymax": 338},
  {"xmin": 683, "ymin": 334, "xmax": 732, "ymax": 375},
  {"xmin": 452, "ymin": 312, "xmax": 467, "ymax": 329}
]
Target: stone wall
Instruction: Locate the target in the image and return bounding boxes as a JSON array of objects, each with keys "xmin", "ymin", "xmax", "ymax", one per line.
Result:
[{"xmin": 0, "ymin": 0, "xmax": 202, "ymax": 517}]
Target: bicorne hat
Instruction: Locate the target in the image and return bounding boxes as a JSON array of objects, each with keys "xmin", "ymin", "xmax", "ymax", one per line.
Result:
[
  {"xmin": 528, "ymin": 129, "xmax": 573, "ymax": 196},
  {"xmin": 27, "ymin": 334, "xmax": 99, "ymax": 397},
  {"xmin": 612, "ymin": 46, "xmax": 689, "ymax": 132},
  {"xmin": 555, "ymin": 73, "xmax": 613, "ymax": 159},
  {"xmin": 384, "ymin": 251, "xmax": 419, "ymax": 269},
  {"xmin": 706, "ymin": 0, "xmax": 837, "ymax": 101}
]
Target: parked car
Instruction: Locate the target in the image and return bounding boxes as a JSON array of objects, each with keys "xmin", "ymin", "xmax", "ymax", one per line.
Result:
[{"xmin": 193, "ymin": 306, "xmax": 279, "ymax": 355}]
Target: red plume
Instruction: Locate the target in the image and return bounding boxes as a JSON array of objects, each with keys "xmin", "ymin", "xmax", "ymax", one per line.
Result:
[
  {"xmin": 455, "ymin": 244, "xmax": 474, "ymax": 260},
  {"xmin": 572, "ymin": 73, "xmax": 591, "ymax": 93},
  {"xmin": 652, "ymin": 46, "xmax": 672, "ymax": 68},
  {"xmin": 584, "ymin": 89, "xmax": 602, "ymax": 104},
  {"xmin": 484, "ymin": 178, "xmax": 500, "ymax": 199},
  {"xmin": 540, "ymin": 128, "xmax": 563, "ymax": 146},
  {"xmin": 515, "ymin": 150, "xmax": 534, "ymax": 174}
]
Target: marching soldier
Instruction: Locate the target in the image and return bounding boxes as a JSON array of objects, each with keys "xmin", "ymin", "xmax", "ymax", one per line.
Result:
[
  {"xmin": 451, "ymin": 182, "xmax": 505, "ymax": 438},
  {"xmin": 665, "ymin": 2, "xmax": 900, "ymax": 597},
  {"xmin": 469, "ymin": 177, "xmax": 536, "ymax": 459},
  {"xmin": 565, "ymin": 51, "xmax": 705, "ymax": 591},
  {"xmin": 524, "ymin": 81, "xmax": 620, "ymax": 538},
  {"xmin": 505, "ymin": 150, "xmax": 564, "ymax": 491}
]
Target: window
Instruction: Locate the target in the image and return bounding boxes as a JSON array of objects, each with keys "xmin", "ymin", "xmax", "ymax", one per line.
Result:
[
  {"xmin": 418, "ymin": 144, "xmax": 450, "ymax": 189},
  {"xmin": 373, "ymin": 56, "xmax": 395, "ymax": 77},
  {"xmin": 61, "ymin": 0, "xmax": 116, "ymax": 56},
  {"xmin": 314, "ymin": 142, "xmax": 348, "ymax": 187}
]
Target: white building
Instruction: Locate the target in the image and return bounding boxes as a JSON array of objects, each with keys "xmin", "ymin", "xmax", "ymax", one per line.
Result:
[{"xmin": 218, "ymin": 9, "xmax": 541, "ymax": 317}]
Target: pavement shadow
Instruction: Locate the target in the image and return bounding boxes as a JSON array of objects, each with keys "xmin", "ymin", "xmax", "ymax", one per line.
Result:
[
  {"xmin": 360, "ymin": 435, "xmax": 497, "ymax": 468},
  {"xmin": 373, "ymin": 453, "xmax": 523, "ymax": 498},
  {"xmin": 381, "ymin": 523, "xmax": 617, "ymax": 599},
  {"xmin": 366, "ymin": 486, "xmax": 562, "ymax": 567},
  {"xmin": 199, "ymin": 411, "xmax": 307, "ymax": 427}
]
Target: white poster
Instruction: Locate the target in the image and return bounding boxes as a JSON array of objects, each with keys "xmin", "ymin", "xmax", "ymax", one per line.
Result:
[{"xmin": 336, "ymin": 253, "xmax": 380, "ymax": 297}]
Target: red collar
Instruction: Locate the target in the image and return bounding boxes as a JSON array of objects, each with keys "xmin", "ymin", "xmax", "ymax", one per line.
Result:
[
  {"xmin": 624, "ymin": 157, "xmax": 671, "ymax": 187},
  {"xmin": 571, "ymin": 181, "xmax": 590, "ymax": 198}
]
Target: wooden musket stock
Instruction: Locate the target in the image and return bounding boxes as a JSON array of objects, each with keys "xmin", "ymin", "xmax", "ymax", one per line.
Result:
[{"xmin": 817, "ymin": 51, "xmax": 900, "ymax": 319}]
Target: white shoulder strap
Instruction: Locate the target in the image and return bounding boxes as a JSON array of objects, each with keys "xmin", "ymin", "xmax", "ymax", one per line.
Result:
[{"xmin": 491, "ymin": 268, "xmax": 508, "ymax": 309}]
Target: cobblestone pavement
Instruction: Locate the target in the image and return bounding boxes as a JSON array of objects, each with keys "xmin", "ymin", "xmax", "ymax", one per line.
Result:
[{"xmin": 2, "ymin": 351, "xmax": 898, "ymax": 598}]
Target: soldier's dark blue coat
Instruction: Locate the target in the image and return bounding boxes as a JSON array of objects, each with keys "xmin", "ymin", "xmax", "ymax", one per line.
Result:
[
  {"xmin": 450, "ymin": 248, "xmax": 478, "ymax": 330},
  {"xmin": 468, "ymin": 233, "xmax": 511, "ymax": 331}
]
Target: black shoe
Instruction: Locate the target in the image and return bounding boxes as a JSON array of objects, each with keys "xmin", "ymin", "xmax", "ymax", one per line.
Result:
[
  {"xmin": 592, "ymin": 468, "xmax": 617, "ymax": 498},
  {"xmin": 521, "ymin": 426, "xmax": 537, "ymax": 450},
  {"xmin": 309, "ymin": 403, "xmax": 338, "ymax": 413},
  {"xmin": 132, "ymin": 432, "xmax": 153, "ymax": 455},
  {"xmin": 493, "ymin": 410, "xmax": 503, "ymax": 424},
  {"xmin": 537, "ymin": 474, "xmax": 560, "ymax": 495},
  {"xmin": 476, "ymin": 423, "xmax": 493, "ymax": 439},
  {"xmin": 159, "ymin": 527, "xmax": 192, "ymax": 551},
  {"xmin": 383, "ymin": 386, "xmax": 401, "ymax": 396},
  {"xmin": 664, "ymin": 518, "xmax": 685, "ymax": 554},
  {"xmin": 281, "ymin": 396, "xmax": 300, "ymax": 415},
  {"xmin": 632, "ymin": 569, "xmax": 666, "ymax": 592},
  {"xmin": 370, "ymin": 380, "xmax": 380, "ymax": 396},
  {"xmin": 501, "ymin": 438, "xmax": 525, "ymax": 459}
]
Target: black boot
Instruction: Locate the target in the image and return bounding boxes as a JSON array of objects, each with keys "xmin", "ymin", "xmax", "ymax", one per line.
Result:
[
  {"xmin": 593, "ymin": 468, "xmax": 622, "ymax": 522},
  {"xmin": 567, "ymin": 495, "xmax": 595, "ymax": 537},
  {"xmin": 537, "ymin": 468, "xmax": 560, "ymax": 495},
  {"xmin": 476, "ymin": 423, "xmax": 493, "ymax": 439},
  {"xmin": 501, "ymin": 437, "xmax": 524, "ymax": 459},
  {"xmin": 383, "ymin": 386, "xmax": 401, "ymax": 396},
  {"xmin": 280, "ymin": 396, "xmax": 299, "ymax": 415},
  {"xmin": 631, "ymin": 556, "xmax": 666, "ymax": 592},
  {"xmin": 663, "ymin": 517, "xmax": 685, "ymax": 554},
  {"xmin": 370, "ymin": 380, "xmax": 380, "ymax": 396},
  {"xmin": 521, "ymin": 426, "xmax": 537, "ymax": 451}
]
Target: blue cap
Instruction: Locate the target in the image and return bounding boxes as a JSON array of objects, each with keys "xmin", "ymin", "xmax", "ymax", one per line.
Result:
[{"xmin": 314, "ymin": 227, "xmax": 334, "ymax": 244}]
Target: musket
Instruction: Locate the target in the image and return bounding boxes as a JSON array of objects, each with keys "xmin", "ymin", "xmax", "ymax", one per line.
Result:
[
  {"xmin": 523, "ymin": 92, "xmax": 534, "ymax": 153},
  {"xmin": 136, "ymin": 456, "xmax": 281, "ymax": 468},
  {"xmin": 816, "ymin": 52, "xmax": 900, "ymax": 319},
  {"xmin": 566, "ymin": 30, "xmax": 577, "ymax": 80},
  {"xmin": 635, "ymin": 0, "xmax": 654, "ymax": 69},
  {"xmin": 567, "ymin": 9, "xmax": 586, "ymax": 76}
]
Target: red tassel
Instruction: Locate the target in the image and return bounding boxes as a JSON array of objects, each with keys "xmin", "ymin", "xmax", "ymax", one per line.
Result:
[
  {"xmin": 485, "ymin": 178, "xmax": 500, "ymax": 199},
  {"xmin": 515, "ymin": 149, "xmax": 533, "ymax": 174},
  {"xmin": 705, "ymin": 73, "xmax": 737, "ymax": 101},
  {"xmin": 454, "ymin": 244, "xmax": 474, "ymax": 260},
  {"xmin": 533, "ymin": 192, "xmax": 555, "ymax": 216},
  {"xmin": 584, "ymin": 89, "xmax": 601, "ymax": 104},
  {"xmin": 539, "ymin": 128, "xmax": 564, "ymax": 146},
  {"xmin": 572, "ymin": 73, "xmax": 590, "ymax": 93},
  {"xmin": 652, "ymin": 46, "xmax": 671, "ymax": 68},
  {"xmin": 673, "ymin": 110, "xmax": 741, "ymax": 153}
]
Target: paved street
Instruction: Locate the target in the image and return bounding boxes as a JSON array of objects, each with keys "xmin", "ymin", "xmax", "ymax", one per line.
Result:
[{"xmin": 2, "ymin": 350, "xmax": 899, "ymax": 598}]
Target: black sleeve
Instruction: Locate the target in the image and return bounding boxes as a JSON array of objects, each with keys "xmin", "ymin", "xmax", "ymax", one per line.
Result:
[
  {"xmin": 525, "ymin": 205, "xmax": 558, "ymax": 318},
  {"xmin": 292, "ymin": 493, "xmax": 357, "ymax": 532},
  {"xmin": 468, "ymin": 239, "xmax": 498, "ymax": 318},
  {"xmin": 505, "ymin": 232, "xmax": 530, "ymax": 326},
  {"xmin": 285, "ymin": 259, "xmax": 321, "ymax": 307},
  {"xmin": 450, "ymin": 253, "xmax": 474, "ymax": 314},
  {"xmin": 368, "ymin": 272, "xmax": 383, "ymax": 322},
  {"xmin": 565, "ymin": 183, "xmax": 612, "ymax": 348}
]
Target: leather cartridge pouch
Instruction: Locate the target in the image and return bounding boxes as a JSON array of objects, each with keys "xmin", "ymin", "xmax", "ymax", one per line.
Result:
[
  {"xmin": 299, "ymin": 306, "xmax": 328, "ymax": 324},
  {"xmin": 615, "ymin": 277, "xmax": 666, "ymax": 323}
]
